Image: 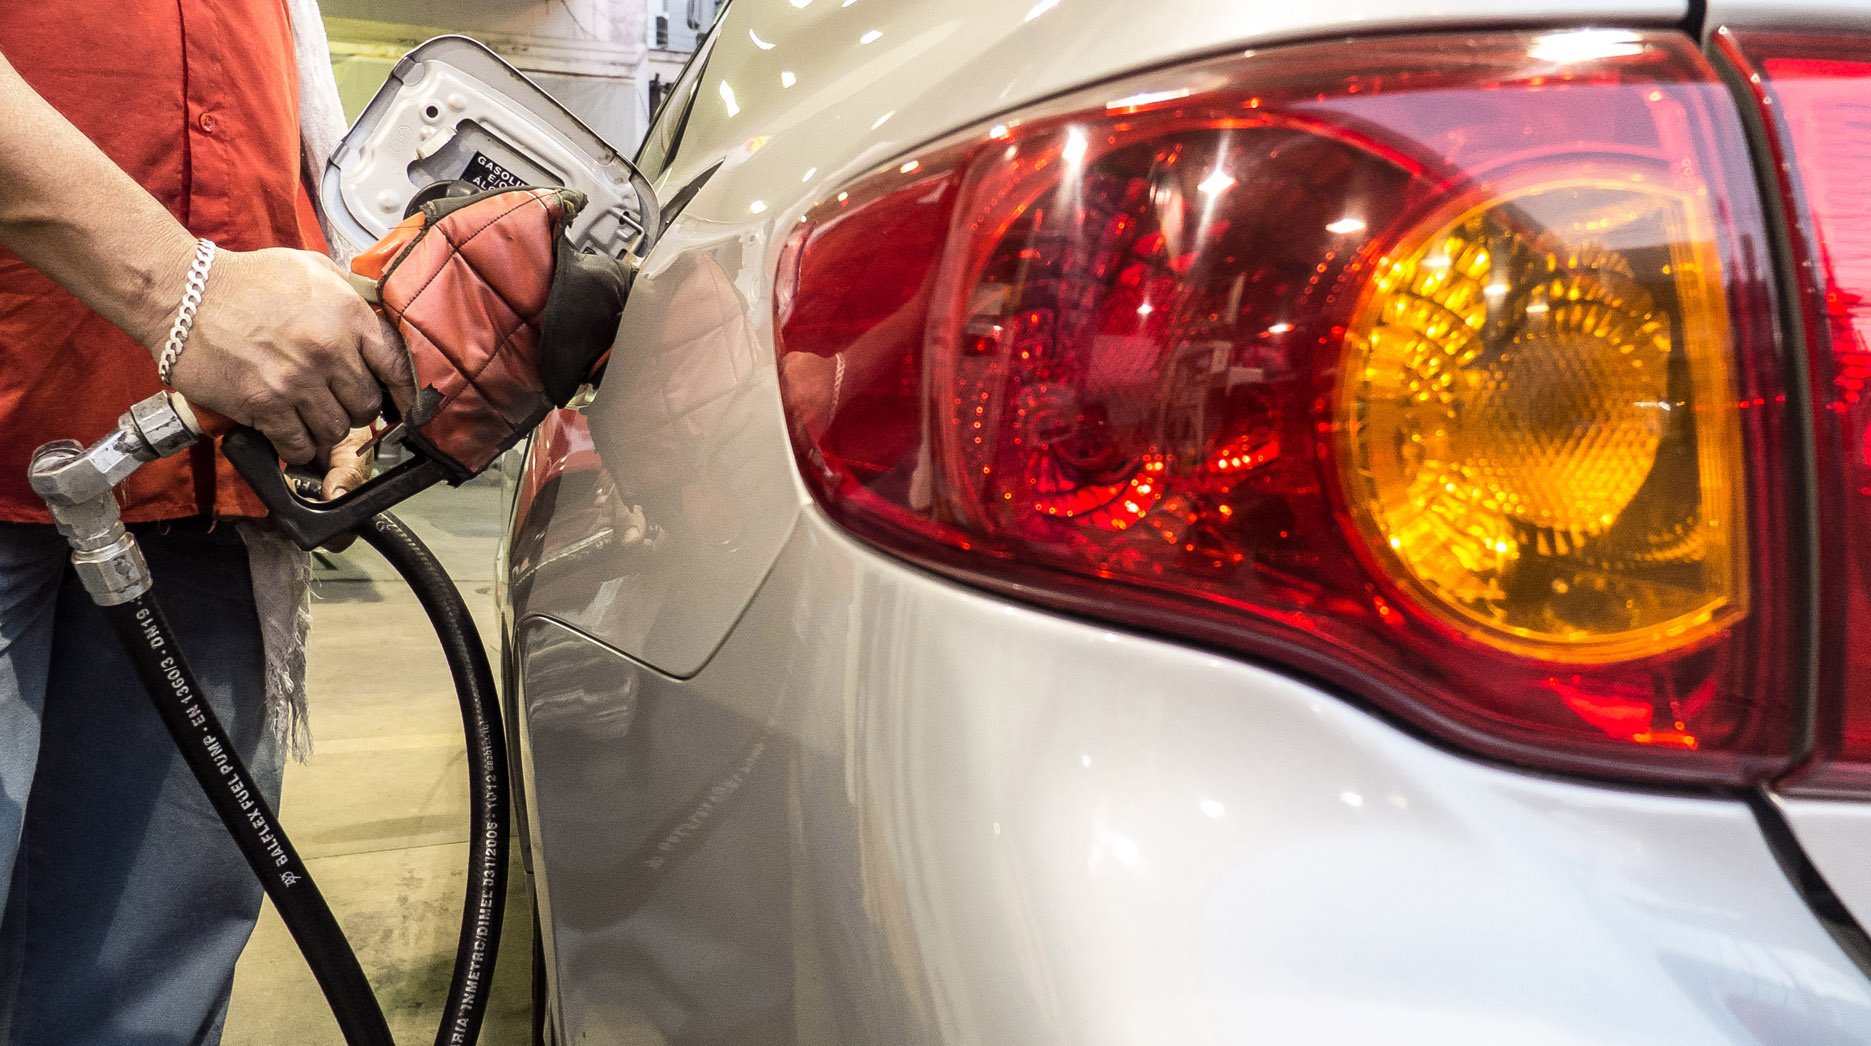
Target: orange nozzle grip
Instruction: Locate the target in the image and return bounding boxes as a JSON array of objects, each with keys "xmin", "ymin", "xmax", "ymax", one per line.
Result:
[{"xmin": 351, "ymin": 212, "xmax": 426, "ymax": 282}]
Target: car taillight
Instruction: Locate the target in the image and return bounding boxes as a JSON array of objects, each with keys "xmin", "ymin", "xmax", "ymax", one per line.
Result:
[
  {"xmin": 775, "ymin": 31, "xmax": 1800, "ymax": 784},
  {"xmin": 1719, "ymin": 30, "xmax": 1871, "ymax": 795}
]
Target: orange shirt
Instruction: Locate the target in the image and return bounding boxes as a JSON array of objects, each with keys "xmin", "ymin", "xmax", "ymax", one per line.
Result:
[{"xmin": 0, "ymin": 0, "xmax": 325, "ymax": 522}]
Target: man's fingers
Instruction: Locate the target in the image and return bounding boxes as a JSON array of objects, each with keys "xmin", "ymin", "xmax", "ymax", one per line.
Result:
[
  {"xmin": 329, "ymin": 363, "xmax": 383, "ymax": 427},
  {"xmin": 258, "ymin": 416, "xmax": 316, "ymax": 465},
  {"xmin": 331, "ymin": 302, "xmax": 393, "ymax": 424},
  {"xmin": 284, "ymin": 379, "xmax": 351, "ymax": 454},
  {"xmin": 295, "ymin": 388, "xmax": 352, "ymax": 452},
  {"xmin": 322, "ymin": 461, "xmax": 370, "ymax": 500},
  {"xmin": 310, "ymin": 286, "xmax": 388, "ymax": 428},
  {"xmin": 322, "ymin": 455, "xmax": 372, "ymax": 500},
  {"xmin": 359, "ymin": 313, "xmax": 415, "ymax": 414}
]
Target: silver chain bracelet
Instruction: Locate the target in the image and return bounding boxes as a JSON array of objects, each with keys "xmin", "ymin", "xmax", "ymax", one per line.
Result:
[{"xmin": 156, "ymin": 238, "xmax": 217, "ymax": 386}]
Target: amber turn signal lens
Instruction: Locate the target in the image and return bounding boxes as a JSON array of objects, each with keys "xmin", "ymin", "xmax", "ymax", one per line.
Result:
[{"xmin": 1340, "ymin": 181, "xmax": 1746, "ymax": 661}]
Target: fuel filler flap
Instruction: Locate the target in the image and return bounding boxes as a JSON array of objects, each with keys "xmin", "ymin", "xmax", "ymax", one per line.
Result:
[{"xmin": 321, "ymin": 36, "xmax": 660, "ymax": 259}]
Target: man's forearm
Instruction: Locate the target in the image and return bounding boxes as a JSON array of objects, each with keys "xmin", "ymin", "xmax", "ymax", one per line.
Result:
[{"xmin": 0, "ymin": 52, "xmax": 196, "ymax": 354}]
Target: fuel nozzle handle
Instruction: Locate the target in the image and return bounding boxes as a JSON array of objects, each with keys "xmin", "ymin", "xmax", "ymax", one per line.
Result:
[
  {"xmin": 221, "ymin": 427, "xmax": 452, "ymax": 551},
  {"xmin": 203, "ymin": 211, "xmax": 454, "ymax": 552}
]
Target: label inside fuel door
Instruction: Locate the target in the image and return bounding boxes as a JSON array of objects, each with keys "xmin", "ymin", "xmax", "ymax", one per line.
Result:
[{"xmin": 463, "ymin": 151, "xmax": 525, "ymax": 191}]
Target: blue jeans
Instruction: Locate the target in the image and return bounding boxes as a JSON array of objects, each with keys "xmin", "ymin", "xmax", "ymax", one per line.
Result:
[{"xmin": 0, "ymin": 520, "xmax": 283, "ymax": 1045}]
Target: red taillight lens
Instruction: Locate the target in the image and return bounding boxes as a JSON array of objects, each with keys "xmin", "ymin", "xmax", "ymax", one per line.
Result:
[
  {"xmin": 777, "ymin": 32, "xmax": 1799, "ymax": 783},
  {"xmin": 1720, "ymin": 30, "xmax": 1871, "ymax": 794}
]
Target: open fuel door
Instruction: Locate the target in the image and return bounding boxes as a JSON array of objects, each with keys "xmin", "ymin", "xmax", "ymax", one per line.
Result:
[{"xmin": 322, "ymin": 36, "xmax": 659, "ymax": 259}]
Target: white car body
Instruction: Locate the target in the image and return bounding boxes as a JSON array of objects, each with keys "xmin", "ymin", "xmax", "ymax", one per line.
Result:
[{"xmin": 500, "ymin": 0, "xmax": 1871, "ymax": 1041}]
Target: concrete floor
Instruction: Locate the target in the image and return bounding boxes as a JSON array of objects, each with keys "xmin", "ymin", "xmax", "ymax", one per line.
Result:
[{"xmin": 223, "ymin": 478, "xmax": 534, "ymax": 1045}]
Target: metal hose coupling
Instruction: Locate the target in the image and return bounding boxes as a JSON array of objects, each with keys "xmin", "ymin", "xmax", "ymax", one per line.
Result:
[{"xmin": 29, "ymin": 391, "xmax": 204, "ymax": 604}]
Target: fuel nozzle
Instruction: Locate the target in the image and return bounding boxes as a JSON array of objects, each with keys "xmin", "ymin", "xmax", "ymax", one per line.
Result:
[{"xmin": 29, "ymin": 391, "xmax": 204, "ymax": 604}]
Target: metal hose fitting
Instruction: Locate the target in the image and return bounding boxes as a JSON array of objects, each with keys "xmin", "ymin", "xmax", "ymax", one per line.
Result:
[{"xmin": 28, "ymin": 391, "xmax": 203, "ymax": 604}]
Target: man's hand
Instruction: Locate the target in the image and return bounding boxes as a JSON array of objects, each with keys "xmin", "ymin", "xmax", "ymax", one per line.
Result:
[{"xmin": 164, "ymin": 248, "xmax": 411, "ymax": 465}]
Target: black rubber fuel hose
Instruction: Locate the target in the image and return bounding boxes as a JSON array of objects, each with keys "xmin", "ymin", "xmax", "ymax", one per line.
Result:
[
  {"xmin": 104, "ymin": 507, "xmax": 509, "ymax": 1046},
  {"xmin": 357, "ymin": 513, "xmax": 509, "ymax": 1046},
  {"xmin": 101, "ymin": 592, "xmax": 394, "ymax": 1046}
]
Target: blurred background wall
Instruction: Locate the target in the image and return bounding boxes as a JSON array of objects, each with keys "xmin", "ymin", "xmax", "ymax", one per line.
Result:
[{"xmin": 320, "ymin": 0, "xmax": 717, "ymax": 149}]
